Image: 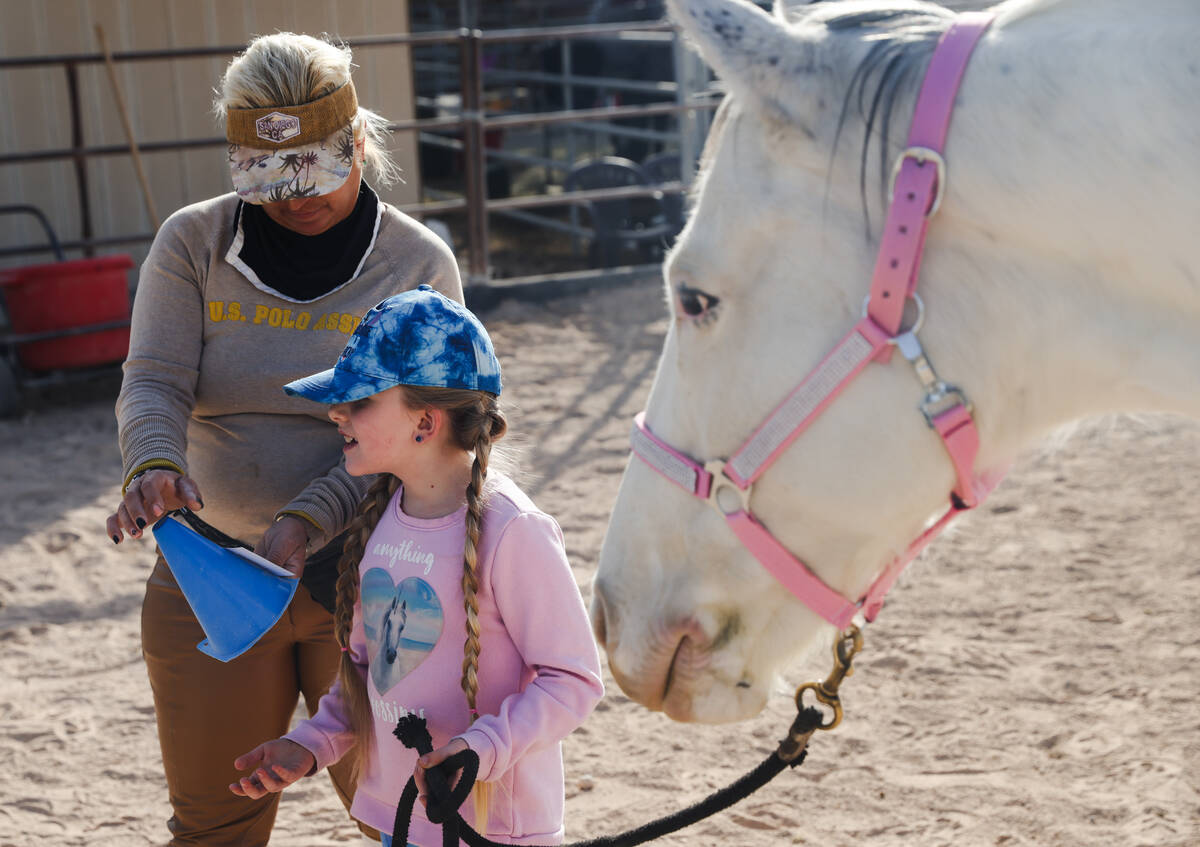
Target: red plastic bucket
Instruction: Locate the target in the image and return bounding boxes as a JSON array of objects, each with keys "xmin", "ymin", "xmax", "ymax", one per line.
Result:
[{"xmin": 0, "ymin": 255, "xmax": 133, "ymax": 372}]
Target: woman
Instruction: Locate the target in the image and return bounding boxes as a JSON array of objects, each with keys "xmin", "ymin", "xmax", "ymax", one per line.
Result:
[{"xmin": 106, "ymin": 32, "xmax": 462, "ymax": 847}]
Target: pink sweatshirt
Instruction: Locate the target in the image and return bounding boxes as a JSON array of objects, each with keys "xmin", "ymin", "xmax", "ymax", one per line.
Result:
[{"xmin": 285, "ymin": 474, "xmax": 604, "ymax": 845}]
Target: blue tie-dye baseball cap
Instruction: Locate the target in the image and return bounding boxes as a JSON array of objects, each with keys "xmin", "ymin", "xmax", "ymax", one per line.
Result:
[{"xmin": 283, "ymin": 285, "xmax": 502, "ymax": 402}]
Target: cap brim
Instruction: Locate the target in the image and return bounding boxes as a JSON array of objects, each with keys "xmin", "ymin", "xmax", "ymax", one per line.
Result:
[{"xmin": 283, "ymin": 366, "xmax": 397, "ymax": 404}]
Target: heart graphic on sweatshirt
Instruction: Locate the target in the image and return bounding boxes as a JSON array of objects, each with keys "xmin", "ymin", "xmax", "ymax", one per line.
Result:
[{"xmin": 361, "ymin": 568, "xmax": 443, "ymax": 695}]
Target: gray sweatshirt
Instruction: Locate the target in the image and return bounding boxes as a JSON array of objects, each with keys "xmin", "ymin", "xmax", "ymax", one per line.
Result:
[{"xmin": 117, "ymin": 192, "xmax": 463, "ymax": 548}]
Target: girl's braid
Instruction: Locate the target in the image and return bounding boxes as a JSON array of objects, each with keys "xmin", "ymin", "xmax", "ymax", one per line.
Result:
[
  {"xmin": 460, "ymin": 401, "xmax": 506, "ymax": 826},
  {"xmin": 335, "ymin": 473, "xmax": 399, "ymax": 767},
  {"xmin": 453, "ymin": 400, "xmax": 501, "ymax": 710},
  {"xmin": 460, "ymin": 402, "xmax": 507, "ymax": 716},
  {"xmin": 459, "ymin": 429, "xmax": 488, "ymax": 716}
]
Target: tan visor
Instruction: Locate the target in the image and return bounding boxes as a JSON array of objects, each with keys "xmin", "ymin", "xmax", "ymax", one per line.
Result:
[{"xmin": 226, "ymin": 83, "xmax": 359, "ymax": 204}]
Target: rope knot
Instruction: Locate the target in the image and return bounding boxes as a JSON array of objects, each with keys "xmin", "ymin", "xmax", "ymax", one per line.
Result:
[{"xmin": 391, "ymin": 714, "xmax": 480, "ymax": 831}]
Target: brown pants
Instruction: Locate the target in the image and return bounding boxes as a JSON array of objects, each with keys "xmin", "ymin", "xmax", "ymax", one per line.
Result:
[{"xmin": 142, "ymin": 555, "xmax": 376, "ymax": 846}]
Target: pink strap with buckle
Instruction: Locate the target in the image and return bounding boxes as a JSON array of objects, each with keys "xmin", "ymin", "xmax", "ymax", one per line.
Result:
[{"xmin": 868, "ymin": 11, "xmax": 996, "ymax": 337}]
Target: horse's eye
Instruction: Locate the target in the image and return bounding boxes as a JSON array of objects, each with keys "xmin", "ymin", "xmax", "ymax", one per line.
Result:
[{"xmin": 675, "ymin": 284, "xmax": 719, "ymax": 321}]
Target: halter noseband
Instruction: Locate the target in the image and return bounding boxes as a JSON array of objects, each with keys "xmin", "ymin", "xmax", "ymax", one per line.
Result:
[{"xmin": 630, "ymin": 13, "xmax": 1003, "ymax": 629}]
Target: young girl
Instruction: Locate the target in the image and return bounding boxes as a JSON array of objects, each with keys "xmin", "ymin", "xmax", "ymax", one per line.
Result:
[{"xmin": 229, "ymin": 285, "xmax": 604, "ymax": 846}]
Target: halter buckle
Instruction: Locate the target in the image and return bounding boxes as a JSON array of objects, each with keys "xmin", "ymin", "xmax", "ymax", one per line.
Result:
[
  {"xmin": 886, "ymin": 315, "xmax": 974, "ymax": 427},
  {"xmin": 920, "ymin": 384, "xmax": 972, "ymax": 428},
  {"xmin": 889, "ymin": 146, "xmax": 947, "ymax": 217},
  {"xmin": 704, "ymin": 460, "xmax": 752, "ymax": 516}
]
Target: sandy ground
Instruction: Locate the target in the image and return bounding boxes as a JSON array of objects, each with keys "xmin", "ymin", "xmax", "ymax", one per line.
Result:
[{"xmin": 1, "ymin": 277, "xmax": 1197, "ymax": 847}]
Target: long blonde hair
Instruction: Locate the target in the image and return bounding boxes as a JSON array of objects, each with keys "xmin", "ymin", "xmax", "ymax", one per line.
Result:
[
  {"xmin": 333, "ymin": 385, "xmax": 507, "ymax": 822},
  {"xmin": 214, "ymin": 31, "xmax": 400, "ymax": 186}
]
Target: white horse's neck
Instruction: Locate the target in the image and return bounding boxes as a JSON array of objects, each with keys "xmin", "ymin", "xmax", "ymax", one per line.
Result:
[{"xmin": 951, "ymin": 243, "xmax": 1200, "ymax": 471}]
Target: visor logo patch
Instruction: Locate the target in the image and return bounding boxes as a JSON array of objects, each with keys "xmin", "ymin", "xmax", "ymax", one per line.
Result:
[{"xmin": 255, "ymin": 112, "xmax": 301, "ymax": 142}]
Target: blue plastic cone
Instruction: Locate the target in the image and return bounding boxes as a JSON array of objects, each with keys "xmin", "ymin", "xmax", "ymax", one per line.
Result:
[{"xmin": 152, "ymin": 515, "xmax": 299, "ymax": 662}]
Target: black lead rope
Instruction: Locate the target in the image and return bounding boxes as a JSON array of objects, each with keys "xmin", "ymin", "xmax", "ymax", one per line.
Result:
[{"xmin": 391, "ymin": 706, "xmax": 825, "ymax": 847}]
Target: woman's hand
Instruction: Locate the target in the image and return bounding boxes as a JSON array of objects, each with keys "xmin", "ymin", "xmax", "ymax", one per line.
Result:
[
  {"xmin": 255, "ymin": 515, "xmax": 312, "ymax": 577},
  {"xmin": 107, "ymin": 469, "xmax": 203, "ymax": 544},
  {"xmin": 229, "ymin": 738, "xmax": 315, "ymax": 799},
  {"xmin": 414, "ymin": 737, "xmax": 470, "ymax": 809}
]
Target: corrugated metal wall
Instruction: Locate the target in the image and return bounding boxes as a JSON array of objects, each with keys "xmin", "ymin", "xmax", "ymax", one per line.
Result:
[{"xmin": 0, "ymin": 0, "xmax": 418, "ymax": 270}]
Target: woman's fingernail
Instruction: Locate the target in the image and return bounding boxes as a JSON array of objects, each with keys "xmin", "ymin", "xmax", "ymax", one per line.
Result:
[
  {"xmin": 135, "ymin": 517, "xmax": 146, "ymax": 529},
  {"xmin": 112, "ymin": 534, "xmax": 120, "ymax": 544}
]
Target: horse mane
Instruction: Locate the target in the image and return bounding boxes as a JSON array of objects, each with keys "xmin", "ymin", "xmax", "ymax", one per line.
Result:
[
  {"xmin": 817, "ymin": 3, "xmax": 957, "ymax": 237},
  {"xmin": 811, "ymin": 0, "xmax": 1058, "ymax": 236}
]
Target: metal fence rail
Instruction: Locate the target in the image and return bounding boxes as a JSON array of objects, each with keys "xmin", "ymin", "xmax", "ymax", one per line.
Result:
[{"xmin": 0, "ymin": 20, "xmax": 714, "ymax": 297}]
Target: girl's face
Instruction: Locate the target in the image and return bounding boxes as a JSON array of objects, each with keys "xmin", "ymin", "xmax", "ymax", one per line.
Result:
[{"xmin": 327, "ymin": 387, "xmax": 419, "ymax": 477}]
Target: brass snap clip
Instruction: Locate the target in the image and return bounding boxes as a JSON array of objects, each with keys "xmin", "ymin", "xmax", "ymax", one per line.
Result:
[{"xmin": 793, "ymin": 625, "xmax": 864, "ymax": 732}]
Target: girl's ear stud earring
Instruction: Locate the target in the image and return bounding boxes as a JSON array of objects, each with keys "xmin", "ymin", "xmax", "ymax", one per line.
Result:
[{"xmin": 415, "ymin": 435, "xmax": 423, "ymax": 443}]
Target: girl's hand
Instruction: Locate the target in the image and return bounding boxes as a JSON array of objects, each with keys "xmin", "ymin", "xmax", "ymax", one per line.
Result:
[
  {"xmin": 229, "ymin": 739, "xmax": 315, "ymax": 799},
  {"xmin": 107, "ymin": 469, "xmax": 203, "ymax": 544},
  {"xmin": 415, "ymin": 737, "xmax": 470, "ymax": 808},
  {"xmin": 254, "ymin": 515, "xmax": 311, "ymax": 577}
]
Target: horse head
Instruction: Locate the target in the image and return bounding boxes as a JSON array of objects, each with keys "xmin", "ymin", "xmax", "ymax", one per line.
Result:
[
  {"xmin": 592, "ymin": 0, "xmax": 1200, "ymax": 723},
  {"xmin": 381, "ymin": 596, "xmax": 408, "ymax": 665}
]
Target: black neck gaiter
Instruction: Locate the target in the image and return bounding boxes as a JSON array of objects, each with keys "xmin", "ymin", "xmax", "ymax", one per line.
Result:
[{"xmin": 235, "ymin": 182, "xmax": 379, "ymax": 302}]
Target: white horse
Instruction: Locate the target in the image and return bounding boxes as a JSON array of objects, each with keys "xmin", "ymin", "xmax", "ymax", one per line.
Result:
[
  {"xmin": 380, "ymin": 595, "xmax": 408, "ymax": 665},
  {"xmin": 592, "ymin": 0, "xmax": 1199, "ymax": 723}
]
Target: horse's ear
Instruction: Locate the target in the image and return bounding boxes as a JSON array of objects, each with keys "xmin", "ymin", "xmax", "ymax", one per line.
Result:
[{"xmin": 667, "ymin": 0, "xmax": 824, "ymax": 130}]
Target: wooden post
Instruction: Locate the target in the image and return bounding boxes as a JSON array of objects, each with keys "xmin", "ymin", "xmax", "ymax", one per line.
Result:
[{"xmin": 95, "ymin": 24, "xmax": 161, "ymax": 231}]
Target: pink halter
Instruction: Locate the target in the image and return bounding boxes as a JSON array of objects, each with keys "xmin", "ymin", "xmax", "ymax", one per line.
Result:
[{"xmin": 631, "ymin": 12, "xmax": 1002, "ymax": 629}]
